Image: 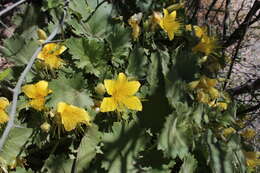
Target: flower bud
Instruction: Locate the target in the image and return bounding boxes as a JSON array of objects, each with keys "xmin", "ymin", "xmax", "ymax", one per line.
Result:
[
  {"xmin": 95, "ymin": 83, "xmax": 106, "ymax": 95},
  {"xmin": 40, "ymin": 122, "xmax": 51, "ymax": 132},
  {"xmin": 37, "ymin": 29, "xmax": 47, "ymax": 41}
]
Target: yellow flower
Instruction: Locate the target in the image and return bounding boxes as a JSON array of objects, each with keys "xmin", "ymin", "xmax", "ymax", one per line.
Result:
[
  {"xmin": 128, "ymin": 13, "xmax": 142, "ymax": 40},
  {"xmin": 192, "ymin": 35, "xmax": 217, "ymax": 55},
  {"xmin": 240, "ymin": 128, "xmax": 256, "ymax": 140},
  {"xmin": 196, "ymin": 90, "xmax": 210, "ymax": 104},
  {"xmin": 37, "ymin": 29, "xmax": 66, "ymax": 69},
  {"xmin": 37, "ymin": 43, "xmax": 66, "ymax": 69},
  {"xmin": 100, "ymin": 73, "xmax": 142, "ymax": 112},
  {"xmin": 22, "ymin": 80, "xmax": 52, "ymax": 111},
  {"xmin": 57, "ymin": 102, "xmax": 91, "ymax": 131},
  {"xmin": 185, "ymin": 25, "xmax": 207, "ymax": 38},
  {"xmin": 208, "ymin": 87, "xmax": 219, "ymax": 99},
  {"xmin": 244, "ymin": 151, "xmax": 260, "ymax": 168},
  {"xmin": 215, "ymin": 102, "xmax": 228, "ymax": 110},
  {"xmin": 197, "ymin": 76, "xmax": 218, "ymax": 89},
  {"xmin": 0, "ymin": 97, "xmax": 9, "ymax": 124},
  {"xmin": 189, "ymin": 76, "xmax": 221, "ymax": 106},
  {"xmin": 158, "ymin": 9, "xmax": 181, "ymax": 40},
  {"xmin": 222, "ymin": 127, "xmax": 236, "ymax": 137}
]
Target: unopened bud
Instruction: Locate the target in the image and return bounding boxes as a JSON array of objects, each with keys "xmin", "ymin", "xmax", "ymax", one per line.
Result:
[
  {"xmin": 41, "ymin": 122, "xmax": 51, "ymax": 132},
  {"xmin": 95, "ymin": 83, "xmax": 106, "ymax": 95},
  {"xmin": 37, "ymin": 29, "xmax": 47, "ymax": 40}
]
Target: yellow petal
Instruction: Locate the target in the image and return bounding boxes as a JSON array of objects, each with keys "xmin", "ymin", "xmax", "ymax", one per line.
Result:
[
  {"xmin": 0, "ymin": 110, "xmax": 9, "ymax": 124},
  {"xmin": 197, "ymin": 90, "xmax": 209, "ymax": 104},
  {"xmin": 0, "ymin": 97, "xmax": 9, "ymax": 110},
  {"xmin": 57, "ymin": 102, "xmax": 91, "ymax": 131},
  {"xmin": 104, "ymin": 80, "xmax": 116, "ymax": 95},
  {"xmin": 37, "ymin": 51, "xmax": 45, "ymax": 60},
  {"xmin": 29, "ymin": 98, "xmax": 45, "ymax": 111},
  {"xmin": 168, "ymin": 30, "xmax": 175, "ymax": 40},
  {"xmin": 44, "ymin": 55, "xmax": 63, "ymax": 69},
  {"xmin": 121, "ymin": 96, "xmax": 142, "ymax": 111},
  {"xmin": 206, "ymin": 78, "xmax": 218, "ymax": 87},
  {"xmin": 216, "ymin": 102, "xmax": 228, "ymax": 110},
  {"xmin": 208, "ymin": 87, "xmax": 219, "ymax": 99},
  {"xmin": 163, "ymin": 9, "xmax": 169, "ymax": 16},
  {"xmin": 193, "ymin": 26, "xmax": 204, "ymax": 38},
  {"xmin": 188, "ymin": 80, "xmax": 200, "ymax": 89},
  {"xmin": 121, "ymin": 81, "xmax": 141, "ymax": 96},
  {"xmin": 22, "ymin": 84, "xmax": 37, "ymax": 99},
  {"xmin": 100, "ymin": 97, "xmax": 117, "ymax": 112},
  {"xmin": 57, "ymin": 45, "xmax": 67, "ymax": 55},
  {"xmin": 169, "ymin": 10, "xmax": 176, "ymax": 20},
  {"xmin": 35, "ymin": 80, "xmax": 50, "ymax": 97}
]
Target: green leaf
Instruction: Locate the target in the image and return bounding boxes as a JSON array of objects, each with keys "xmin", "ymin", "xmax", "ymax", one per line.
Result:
[
  {"xmin": 43, "ymin": 0, "xmax": 63, "ymax": 9},
  {"xmin": 147, "ymin": 52, "xmax": 160, "ymax": 95},
  {"xmin": 205, "ymin": 130, "xmax": 246, "ymax": 173},
  {"xmin": 69, "ymin": 0, "xmax": 91, "ymax": 20},
  {"xmin": 68, "ymin": 0, "xmax": 114, "ymax": 38},
  {"xmin": 192, "ymin": 104, "xmax": 204, "ymax": 127},
  {"xmin": 76, "ymin": 124, "xmax": 102, "ymax": 172},
  {"xmin": 48, "ymin": 73, "xmax": 93, "ymax": 108},
  {"xmin": 0, "ymin": 68, "xmax": 11, "ymax": 81},
  {"xmin": 11, "ymin": 4, "xmax": 41, "ymax": 39},
  {"xmin": 85, "ymin": 0, "xmax": 114, "ymax": 37},
  {"xmin": 95, "ymin": 120, "xmax": 147, "ymax": 173},
  {"xmin": 0, "ymin": 35, "xmax": 38, "ymax": 66},
  {"xmin": 158, "ymin": 113, "xmax": 191, "ymax": 159},
  {"xmin": 106, "ymin": 24, "xmax": 132, "ymax": 58},
  {"xmin": 0, "ymin": 127, "xmax": 32, "ymax": 164},
  {"xmin": 179, "ymin": 154, "xmax": 198, "ymax": 173},
  {"xmin": 126, "ymin": 46, "xmax": 147, "ymax": 78},
  {"xmin": 42, "ymin": 154, "xmax": 73, "ymax": 173},
  {"xmin": 65, "ymin": 37, "xmax": 106, "ymax": 77}
]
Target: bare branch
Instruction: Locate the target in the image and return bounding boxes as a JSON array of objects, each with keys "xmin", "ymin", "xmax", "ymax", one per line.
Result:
[
  {"xmin": 0, "ymin": 7, "xmax": 68, "ymax": 151},
  {"xmin": 238, "ymin": 103, "xmax": 260, "ymax": 115},
  {"xmin": 0, "ymin": 0, "xmax": 27, "ymax": 17},
  {"xmin": 227, "ymin": 78, "xmax": 260, "ymax": 96},
  {"xmin": 205, "ymin": 0, "xmax": 218, "ymax": 21},
  {"xmin": 223, "ymin": 0, "xmax": 260, "ymax": 47}
]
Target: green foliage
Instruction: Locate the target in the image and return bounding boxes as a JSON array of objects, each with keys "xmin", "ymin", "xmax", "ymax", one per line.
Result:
[
  {"xmin": 158, "ymin": 112, "xmax": 191, "ymax": 159},
  {"xmin": 0, "ymin": 68, "xmax": 11, "ymax": 81},
  {"xmin": 0, "ymin": 128, "xmax": 32, "ymax": 164},
  {"xmin": 0, "ymin": 35, "xmax": 38, "ymax": 65},
  {"xmin": 76, "ymin": 125, "xmax": 102, "ymax": 172},
  {"xmin": 65, "ymin": 37, "xmax": 106, "ymax": 77},
  {"xmin": 179, "ymin": 154, "xmax": 198, "ymax": 173},
  {"xmin": 48, "ymin": 73, "xmax": 93, "ymax": 108},
  {"xmin": 126, "ymin": 46, "xmax": 147, "ymax": 78},
  {"xmin": 99, "ymin": 120, "xmax": 147, "ymax": 173}
]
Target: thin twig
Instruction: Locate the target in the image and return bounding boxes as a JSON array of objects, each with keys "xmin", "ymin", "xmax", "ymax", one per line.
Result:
[
  {"xmin": 205, "ymin": 0, "xmax": 218, "ymax": 21},
  {"xmin": 0, "ymin": 0, "xmax": 27, "ymax": 17},
  {"xmin": 0, "ymin": 8, "xmax": 68, "ymax": 152}
]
